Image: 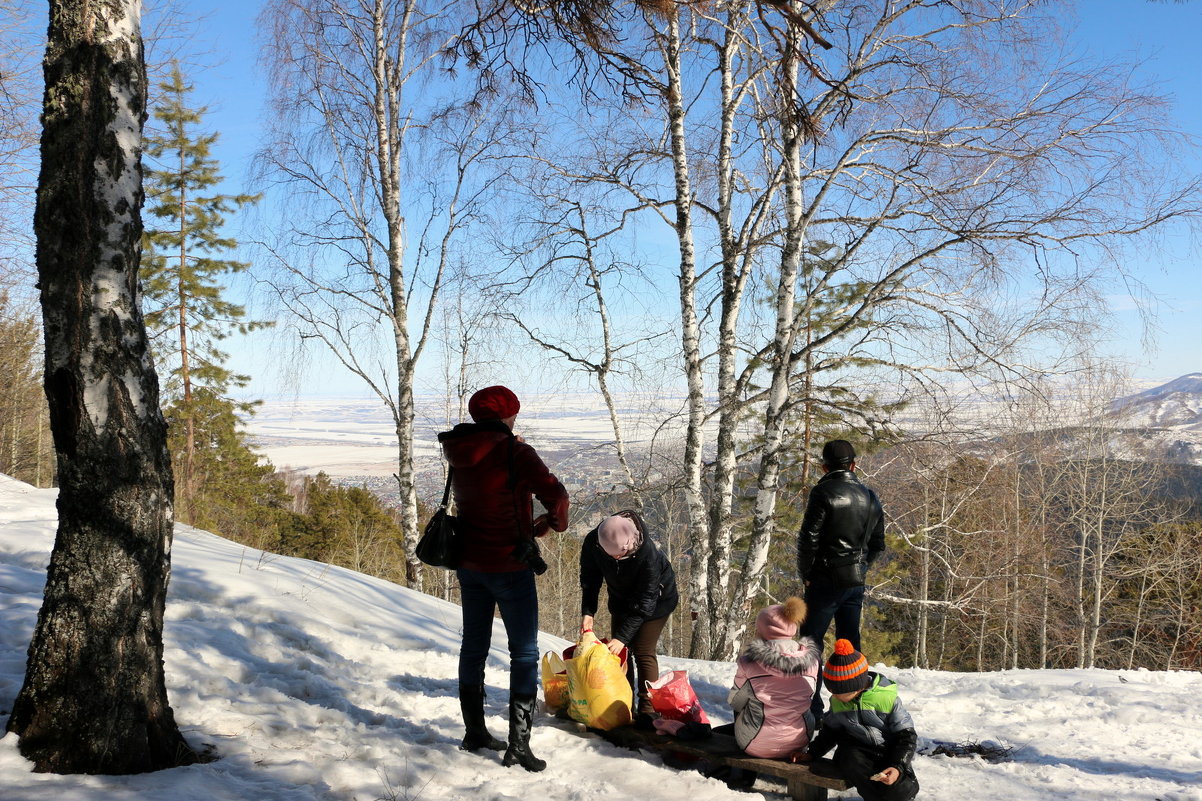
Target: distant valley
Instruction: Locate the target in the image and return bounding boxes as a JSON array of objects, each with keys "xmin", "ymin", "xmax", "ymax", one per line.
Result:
[{"xmin": 243, "ymin": 374, "xmax": 1202, "ymax": 505}]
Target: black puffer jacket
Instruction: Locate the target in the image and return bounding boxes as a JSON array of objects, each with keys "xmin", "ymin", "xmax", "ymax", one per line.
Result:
[
  {"xmin": 796, "ymin": 469, "xmax": 885, "ymax": 586},
  {"xmin": 580, "ymin": 510, "xmax": 679, "ymax": 644}
]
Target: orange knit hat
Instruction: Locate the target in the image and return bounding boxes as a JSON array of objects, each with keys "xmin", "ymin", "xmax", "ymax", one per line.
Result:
[{"xmin": 822, "ymin": 639, "xmax": 870, "ymax": 694}]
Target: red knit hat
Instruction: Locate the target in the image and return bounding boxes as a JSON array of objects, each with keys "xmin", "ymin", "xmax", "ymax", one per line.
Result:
[
  {"xmin": 822, "ymin": 639, "xmax": 870, "ymax": 694},
  {"xmin": 468, "ymin": 386, "xmax": 520, "ymax": 422}
]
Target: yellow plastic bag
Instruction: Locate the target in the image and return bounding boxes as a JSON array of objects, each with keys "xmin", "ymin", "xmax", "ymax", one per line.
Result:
[
  {"xmin": 565, "ymin": 631, "xmax": 633, "ymax": 731},
  {"xmin": 541, "ymin": 650, "xmax": 569, "ymax": 713}
]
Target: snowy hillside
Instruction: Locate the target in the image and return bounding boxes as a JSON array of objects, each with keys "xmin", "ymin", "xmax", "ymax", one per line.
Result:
[
  {"xmin": 2, "ymin": 473, "xmax": 1202, "ymax": 801},
  {"xmin": 1107, "ymin": 373, "xmax": 1202, "ymax": 465},
  {"xmin": 1112, "ymin": 373, "xmax": 1202, "ymax": 428}
]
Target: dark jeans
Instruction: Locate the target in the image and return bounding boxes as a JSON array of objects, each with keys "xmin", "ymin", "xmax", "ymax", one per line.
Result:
[
  {"xmin": 833, "ymin": 741, "xmax": 919, "ymax": 801},
  {"xmin": 612, "ymin": 613, "xmax": 670, "ymax": 715},
  {"xmin": 458, "ymin": 567, "xmax": 539, "ymax": 697},
  {"xmin": 801, "ymin": 580, "xmax": 866, "ymax": 716}
]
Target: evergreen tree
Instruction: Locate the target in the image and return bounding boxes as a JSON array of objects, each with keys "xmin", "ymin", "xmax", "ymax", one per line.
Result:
[
  {"xmin": 141, "ymin": 61, "xmax": 264, "ymax": 520},
  {"xmin": 281, "ymin": 473, "xmax": 407, "ymax": 583},
  {"xmin": 743, "ymin": 242, "xmax": 905, "ymax": 588},
  {"xmin": 166, "ymin": 387, "xmax": 297, "ymax": 551}
]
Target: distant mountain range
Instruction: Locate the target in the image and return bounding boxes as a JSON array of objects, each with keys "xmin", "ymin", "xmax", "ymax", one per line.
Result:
[
  {"xmin": 1109, "ymin": 373, "xmax": 1202, "ymax": 464},
  {"xmin": 1111, "ymin": 373, "xmax": 1202, "ymax": 427}
]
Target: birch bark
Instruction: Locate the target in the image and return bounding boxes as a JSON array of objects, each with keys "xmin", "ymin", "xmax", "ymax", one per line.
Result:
[
  {"xmin": 7, "ymin": 0, "xmax": 195, "ymax": 772},
  {"xmin": 652, "ymin": 8, "xmax": 712, "ymax": 658}
]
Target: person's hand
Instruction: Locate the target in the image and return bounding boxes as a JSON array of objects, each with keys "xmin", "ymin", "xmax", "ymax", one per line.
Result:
[
  {"xmin": 580, "ymin": 615, "xmax": 594, "ymax": 635},
  {"xmin": 606, "ymin": 639, "xmax": 625, "ymax": 656},
  {"xmin": 871, "ymin": 768, "xmax": 900, "ymax": 785},
  {"xmin": 514, "ymin": 434, "xmax": 526, "ymax": 444}
]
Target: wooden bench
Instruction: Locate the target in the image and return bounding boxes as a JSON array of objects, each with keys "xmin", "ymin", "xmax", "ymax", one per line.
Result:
[{"xmin": 599, "ymin": 727, "xmax": 850, "ymax": 801}]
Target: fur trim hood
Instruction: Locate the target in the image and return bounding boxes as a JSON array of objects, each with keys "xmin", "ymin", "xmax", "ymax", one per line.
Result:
[{"xmin": 740, "ymin": 636, "xmax": 821, "ymax": 676}]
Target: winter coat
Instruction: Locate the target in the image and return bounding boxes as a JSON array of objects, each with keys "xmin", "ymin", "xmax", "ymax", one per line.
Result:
[
  {"xmin": 438, "ymin": 419, "xmax": 569, "ymax": 573},
  {"xmin": 807, "ymin": 672, "xmax": 917, "ymax": 771},
  {"xmin": 580, "ymin": 510, "xmax": 678, "ymax": 644},
  {"xmin": 796, "ymin": 469, "xmax": 885, "ymax": 587},
  {"xmin": 728, "ymin": 636, "xmax": 821, "ymax": 758}
]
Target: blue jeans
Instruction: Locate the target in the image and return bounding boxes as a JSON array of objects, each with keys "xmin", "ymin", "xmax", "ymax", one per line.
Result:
[
  {"xmin": 801, "ymin": 581, "xmax": 866, "ymax": 717},
  {"xmin": 458, "ymin": 568, "xmax": 539, "ymax": 697},
  {"xmin": 801, "ymin": 580, "xmax": 866, "ymax": 651}
]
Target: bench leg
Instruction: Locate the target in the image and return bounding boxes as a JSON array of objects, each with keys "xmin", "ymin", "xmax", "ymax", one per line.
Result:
[{"xmin": 786, "ymin": 777, "xmax": 827, "ymax": 801}]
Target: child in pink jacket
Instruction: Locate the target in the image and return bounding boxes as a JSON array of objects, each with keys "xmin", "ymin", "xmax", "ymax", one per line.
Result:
[{"xmin": 728, "ymin": 596, "xmax": 821, "ymax": 758}]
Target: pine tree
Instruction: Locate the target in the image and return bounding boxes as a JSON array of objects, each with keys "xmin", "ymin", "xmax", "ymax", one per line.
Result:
[
  {"xmin": 165, "ymin": 386, "xmax": 297, "ymax": 551},
  {"xmin": 140, "ymin": 61, "xmax": 264, "ymax": 520},
  {"xmin": 737, "ymin": 241, "xmax": 905, "ymax": 615},
  {"xmin": 280, "ymin": 474, "xmax": 407, "ymax": 583}
]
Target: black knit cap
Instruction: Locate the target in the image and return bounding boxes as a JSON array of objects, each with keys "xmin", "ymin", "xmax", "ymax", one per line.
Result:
[{"xmin": 821, "ymin": 439, "xmax": 856, "ymax": 467}]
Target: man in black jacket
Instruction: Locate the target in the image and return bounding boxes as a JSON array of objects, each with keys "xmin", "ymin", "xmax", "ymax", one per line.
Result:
[{"xmin": 796, "ymin": 440, "xmax": 885, "ymax": 718}]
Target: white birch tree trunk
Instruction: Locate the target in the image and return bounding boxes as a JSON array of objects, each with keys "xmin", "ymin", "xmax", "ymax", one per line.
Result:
[
  {"xmin": 7, "ymin": 0, "xmax": 195, "ymax": 772},
  {"xmin": 655, "ymin": 9, "xmax": 711, "ymax": 659},
  {"xmin": 260, "ymin": 0, "xmax": 488, "ymax": 593},
  {"xmin": 717, "ymin": 14, "xmax": 809, "ymax": 661}
]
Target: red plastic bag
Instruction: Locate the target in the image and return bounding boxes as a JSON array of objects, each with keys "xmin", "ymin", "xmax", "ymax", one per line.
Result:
[{"xmin": 647, "ymin": 670, "xmax": 710, "ymax": 724}]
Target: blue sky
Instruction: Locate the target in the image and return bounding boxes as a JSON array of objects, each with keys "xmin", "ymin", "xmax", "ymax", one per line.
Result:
[
  {"xmin": 153, "ymin": 0, "xmax": 1202, "ymax": 398},
  {"xmin": 1070, "ymin": 0, "xmax": 1202, "ymax": 385}
]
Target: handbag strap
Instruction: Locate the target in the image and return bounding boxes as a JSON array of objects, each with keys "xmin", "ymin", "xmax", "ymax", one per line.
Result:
[
  {"xmin": 438, "ymin": 466, "xmax": 454, "ymax": 510},
  {"xmin": 506, "ymin": 435, "xmax": 533, "ymax": 545}
]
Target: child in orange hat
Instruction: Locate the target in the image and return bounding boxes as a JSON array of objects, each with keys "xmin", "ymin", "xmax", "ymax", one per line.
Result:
[{"xmin": 802, "ymin": 640, "xmax": 919, "ymax": 801}]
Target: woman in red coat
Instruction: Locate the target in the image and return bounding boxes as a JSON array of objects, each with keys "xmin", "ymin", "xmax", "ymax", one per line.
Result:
[{"xmin": 438, "ymin": 386, "xmax": 570, "ymax": 772}]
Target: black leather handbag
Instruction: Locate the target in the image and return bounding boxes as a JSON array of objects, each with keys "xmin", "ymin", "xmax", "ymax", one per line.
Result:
[
  {"xmin": 826, "ymin": 553, "xmax": 868, "ymax": 589},
  {"xmin": 416, "ymin": 469, "xmax": 459, "ymax": 568}
]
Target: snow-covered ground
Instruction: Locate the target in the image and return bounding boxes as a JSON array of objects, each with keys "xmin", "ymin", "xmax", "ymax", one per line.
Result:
[{"xmin": 2, "ymin": 473, "xmax": 1201, "ymax": 801}]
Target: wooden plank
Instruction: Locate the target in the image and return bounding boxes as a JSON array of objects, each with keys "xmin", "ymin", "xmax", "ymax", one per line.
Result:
[
  {"xmin": 608, "ymin": 727, "xmax": 850, "ymax": 792},
  {"xmin": 787, "ymin": 775, "xmax": 830, "ymax": 801}
]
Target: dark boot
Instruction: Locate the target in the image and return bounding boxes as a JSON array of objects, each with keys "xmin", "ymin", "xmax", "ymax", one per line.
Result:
[
  {"xmin": 459, "ymin": 683, "xmax": 505, "ymax": 752},
  {"xmin": 502, "ymin": 692, "xmax": 546, "ymax": 772}
]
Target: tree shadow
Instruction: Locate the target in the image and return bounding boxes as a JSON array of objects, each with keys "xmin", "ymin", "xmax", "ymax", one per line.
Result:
[
  {"xmin": 1012, "ymin": 745, "xmax": 1202, "ymax": 787},
  {"xmin": 167, "ymin": 563, "xmax": 470, "ymax": 749}
]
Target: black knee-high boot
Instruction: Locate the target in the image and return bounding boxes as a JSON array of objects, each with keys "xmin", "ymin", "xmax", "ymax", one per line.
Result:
[
  {"xmin": 459, "ymin": 683, "xmax": 506, "ymax": 752},
  {"xmin": 502, "ymin": 692, "xmax": 546, "ymax": 772}
]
